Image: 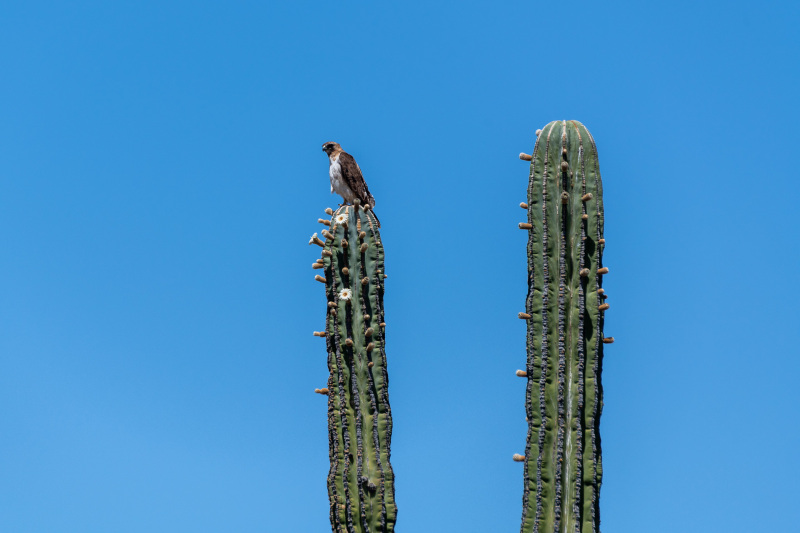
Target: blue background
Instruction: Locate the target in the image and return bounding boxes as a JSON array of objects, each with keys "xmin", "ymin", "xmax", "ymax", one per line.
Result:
[{"xmin": 1, "ymin": 1, "xmax": 798, "ymax": 531}]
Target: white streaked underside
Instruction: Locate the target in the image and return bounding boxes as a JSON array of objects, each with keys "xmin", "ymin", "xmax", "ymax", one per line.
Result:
[{"xmin": 329, "ymin": 153, "xmax": 355, "ymax": 202}]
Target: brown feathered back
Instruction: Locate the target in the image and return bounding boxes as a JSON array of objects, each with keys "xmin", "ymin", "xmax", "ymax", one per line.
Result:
[{"xmin": 338, "ymin": 151, "xmax": 376, "ymax": 208}]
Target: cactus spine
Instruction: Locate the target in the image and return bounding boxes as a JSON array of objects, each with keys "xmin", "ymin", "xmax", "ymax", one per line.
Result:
[
  {"xmin": 317, "ymin": 203, "xmax": 396, "ymax": 533},
  {"xmin": 519, "ymin": 121, "xmax": 607, "ymax": 533}
]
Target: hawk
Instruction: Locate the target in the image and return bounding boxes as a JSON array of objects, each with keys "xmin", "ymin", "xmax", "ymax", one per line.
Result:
[{"xmin": 322, "ymin": 142, "xmax": 377, "ymax": 210}]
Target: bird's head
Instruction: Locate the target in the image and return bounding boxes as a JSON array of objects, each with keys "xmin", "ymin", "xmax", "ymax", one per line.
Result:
[{"xmin": 322, "ymin": 142, "xmax": 341, "ymax": 155}]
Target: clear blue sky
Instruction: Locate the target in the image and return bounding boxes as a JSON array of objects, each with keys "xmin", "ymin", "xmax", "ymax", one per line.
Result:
[{"xmin": 1, "ymin": 2, "xmax": 798, "ymax": 532}]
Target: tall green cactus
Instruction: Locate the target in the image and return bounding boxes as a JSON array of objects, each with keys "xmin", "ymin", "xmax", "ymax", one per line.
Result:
[
  {"xmin": 310, "ymin": 202, "xmax": 396, "ymax": 533},
  {"xmin": 517, "ymin": 120, "xmax": 611, "ymax": 533}
]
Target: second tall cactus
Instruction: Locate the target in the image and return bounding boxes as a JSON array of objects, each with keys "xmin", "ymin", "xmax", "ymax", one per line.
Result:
[{"xmin": 518, "ymin": 120, "xmax": 610, "ymax": 533}]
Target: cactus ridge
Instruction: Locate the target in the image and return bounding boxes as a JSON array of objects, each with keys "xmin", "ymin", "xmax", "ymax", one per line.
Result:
[
  {"xmin": 520, "ymin": 121, "xmax": 606, "ymax": 533},
  {"xmin": 320, "ymin": 205, "xmax": 396, "ymax": 533}
]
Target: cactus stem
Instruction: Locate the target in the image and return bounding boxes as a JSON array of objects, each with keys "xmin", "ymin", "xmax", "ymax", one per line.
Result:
[
  {"xmin": 598, "ymin": 303, "xmax": 610, "ymax": 311},
  {"xmin": 520, "ymin": 152, "xmax": 533, "ymax": 161},
  {"xmin": 520, "ymin": 202, "xmax": 529, "ymax": 209},
  {"xmin": 513, "ymin": 454, "xmax": 526, "ymax": 462},
  {"xmin": 315, "ymin": 275, "xmax": 327, "ymax": 283},
  {"xmin": 325, "ymin": 207, "xmax": 334, "ymax": 215},
  {"xmin": 519, "ymin": 222, "xmax": 533, "ymax": 230},
  {"xmin": 602, "ymin": 337, "xmax": 615, "ymax": 344},
  {"xmin": 520, "ymin": 121, "xmax": 607, "ymax": 533},
  {"xmin": 519, "ymin": 312, "xmax": 532, "ymax": 319},
  {"xmin": 516, "ymin": 370, "xmax": 528, "ymax": 377},
  {"xmin": 597, "ymin": 267, "xmax": 609, "ymax": 275}
]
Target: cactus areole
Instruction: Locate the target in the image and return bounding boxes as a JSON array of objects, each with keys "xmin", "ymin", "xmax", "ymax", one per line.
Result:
[
  {"xmin": 317, "ymin": 203, "xmax": 396, "ymax": 533},
  {"xmin": 520, "ymin": 120, "xmax": 608, "ymax": 533}
]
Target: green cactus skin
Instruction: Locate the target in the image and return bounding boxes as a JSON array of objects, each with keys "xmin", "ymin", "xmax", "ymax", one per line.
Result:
[
  {"xmin": 520, "ymin": 121, "xmax": 607, "ymax": 533},
  {"xmin": 319, "ymin": 204, "xmax": 396, "ymax": 533}
]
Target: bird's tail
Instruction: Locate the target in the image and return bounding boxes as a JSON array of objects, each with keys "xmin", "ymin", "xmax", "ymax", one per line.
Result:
[{"xmin": 366, "ymin": 196, "xmax": 380, "ymax": 227}]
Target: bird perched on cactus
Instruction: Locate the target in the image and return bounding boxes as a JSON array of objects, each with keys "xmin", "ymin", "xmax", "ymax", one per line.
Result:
[{"xmin": 322, "ymin": 141, "xmax": 377, "ymax": 211}]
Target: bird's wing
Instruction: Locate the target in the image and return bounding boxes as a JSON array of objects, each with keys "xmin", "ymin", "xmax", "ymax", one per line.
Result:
[{"xmin": 339, "ymin": 151, "xmax": 376, "ymax": 207}]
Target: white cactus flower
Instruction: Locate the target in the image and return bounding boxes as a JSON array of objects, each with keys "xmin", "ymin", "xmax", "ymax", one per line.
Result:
[{"xmin": 338, "ymin": 288, "xmax": 353, "ymax": 301}]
